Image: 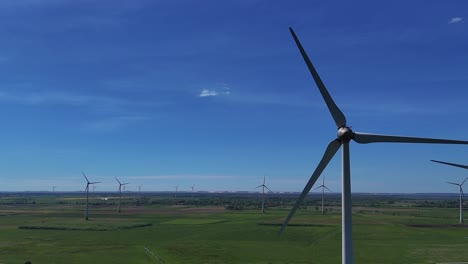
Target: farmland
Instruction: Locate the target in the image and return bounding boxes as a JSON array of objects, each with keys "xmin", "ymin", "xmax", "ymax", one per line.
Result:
[{"xmin": 0, "ymin": 193, "xmax": 467, "ymax": 263}]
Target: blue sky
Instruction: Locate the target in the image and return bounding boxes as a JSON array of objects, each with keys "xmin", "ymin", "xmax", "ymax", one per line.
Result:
[{"xmin": 0, "ymin": 0, "xmax": 466, "ymax": 193}]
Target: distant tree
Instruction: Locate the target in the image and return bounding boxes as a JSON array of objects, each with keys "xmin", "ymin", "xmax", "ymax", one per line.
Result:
[{"xmin": 25, "ymin": 261, "xmax": 32, "ymax": 264}]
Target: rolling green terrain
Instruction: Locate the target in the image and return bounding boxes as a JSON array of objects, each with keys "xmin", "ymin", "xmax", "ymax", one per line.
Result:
[{"xmin": 0, "ymin": 194, "xmax": 467, "ymax": 263}]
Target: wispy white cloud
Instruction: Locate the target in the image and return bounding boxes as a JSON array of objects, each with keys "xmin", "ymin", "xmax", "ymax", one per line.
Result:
[
  {"xmin": 126, "ymin": 175, "xmax": 238, "ymax": 180},
  {"xmin": 198, "ymin": 83, "xmax": 230, "ymax": 97},
  {"xmin": 0, "ymin": 90, "xmax": 125, "ymax": 108},
  {"xmin": 82, "ymin": 115, "xmax": 149, "ymax": 133},
  {"xmin": 448, "ymin": 17, "xmax": 463, "ymax": 24}
]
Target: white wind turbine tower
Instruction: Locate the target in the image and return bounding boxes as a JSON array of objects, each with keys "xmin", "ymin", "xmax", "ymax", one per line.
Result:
[
  {"xmin": 314, "ymin": 175, "xmax": 332, "ymax": 215},
  {"xmin": 115, "ymin": 177, "xmax": 129, "ymax": 213},
  {"xmin": 83, "ymin": 172, "xmax": 101, "ymax": 220},
  {"xmin": 174, "ymin": 185, "xmax": 179, "ymax": 198},
  {"xmin": 191, "ymin": 185, "xmax": 195, "ymax": 198},
  {"xmin": 52, "ymin": 186, "xmax": 56, "ymax": 193},
  {"xmin": 431, "ymin": 160, "xmax": 468, "ymax": 223},
  {"xmin": 280, "ymin": 27, "xmax": 468, "ymax": 264},
  {"xmin": 256, "ymin": 176, "xmax": 272, "ymax": 214}
]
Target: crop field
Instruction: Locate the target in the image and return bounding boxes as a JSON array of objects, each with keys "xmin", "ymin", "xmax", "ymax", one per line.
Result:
[{"xmin": 0, "ymin": 193, "xmax": 467, "ymax": 264}]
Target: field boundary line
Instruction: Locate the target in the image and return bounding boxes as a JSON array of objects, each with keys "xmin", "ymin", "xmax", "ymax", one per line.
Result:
[{"xmin": 144, "ymin": 246, "xmax": 166, "ymax": 263}]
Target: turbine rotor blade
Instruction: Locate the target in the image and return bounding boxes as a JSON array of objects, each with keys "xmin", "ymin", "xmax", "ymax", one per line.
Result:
[
  {"xmin": 446, "ymin": 182, "xmax": 460, "ymax": 186},
  {"xmin": 279, "ymin": 139, "xmax": 341, "ymax": 235},
  {"xmin": 264, "ymin": 186, "xmax": 272, "ymax": 192},
  {"xmin": 115, "ymin": 177, "xmax": 121, "ymax": 184},
  {"xmin": 430, "ymin": 160, "xmax": 468, "ymax": 170},
  {"xmin": 255, "ymin": 185, "xmax": 262, "ymax": 189},
  {"xmin": 289, "ymin": 27, "xmax": 346, "ymax": 129},
  {"xmin": 462, "ymin": 177, "xmax": 468, "ymax": 186},
  {"xmin": 82, "ymin": 172, "xmax": 89, "ymax": 183},
  {"xmin": 353, "ymin": 132, "xmax": 468, "ymax": 145},
  {"xmin": 90, "ymin": 182, "xmax": 101, "ymax": 184},
  {"xmin": 324, "ymin": 186, "xmax": 333, "ymax": 192},
  {"xmin": 314, "ymin": 186, "xmax": 322, "ymax": 190}
]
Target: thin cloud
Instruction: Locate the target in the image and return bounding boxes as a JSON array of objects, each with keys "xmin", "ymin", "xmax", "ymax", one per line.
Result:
[
  {"xmin": 126, "ymin": 175, "xmax": 238, "ymax": 180},
  {"xmin": 198, "ymin": 83, "xmax": 230, "ymax": 98},
  {"xmin": 82, "ymin": 116, "xmax": 149, "ymax": 133},
  {"xmin": 199, "ymin": 89, "xmax": 219, "ymax": 97},
  {"xmin": 448, "ymin": 17, "xmax": 463, "ymax": 24},
  {"xmin": 0, "ymin": 90, "xmax": 125, "ymax": 107}
]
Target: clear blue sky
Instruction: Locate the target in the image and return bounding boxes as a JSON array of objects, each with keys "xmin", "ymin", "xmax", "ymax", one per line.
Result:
[{"xmin": 0, "ymin": 0, "xmax": 466, "ymax": 193}]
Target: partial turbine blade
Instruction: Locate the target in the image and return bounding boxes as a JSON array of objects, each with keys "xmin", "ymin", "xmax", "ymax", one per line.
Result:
[
  {"xmin": 446, "ymin": 182, "xmax": 460, "ymax": 186},
  {"xmin": 430, "ymin": 160, "xmax": 468, "ymax": 170},
  {"xmin": 255, "ymin": 185, "xmax": 263, "ymax": 189},
  {"xmin": 115, "ymin": 177, "xmax": 121, "ymax": 184},
  {"xmin": 314, "ymin": 185, "xmax": 322, "ymax": 190},
  {"xmin": 91, "ymin": 182, "xmax": 101, "ymax": 184},
  {"xmin": 82, "ymin": 172, "xmax": 89, "ymax": 183},
  {"xmin": 462, "ymin": 177, "xmax": 468, "ymax": 186},
  {"xmin": 354, "ymin": 132, "xmax": 468, "ymax": 145},
  {"xmin": 289, "ymin": 27, "xmax": 346, "ymax": 129},
  {"xmin": 324, "ymin": 186, "xmax": 333, "ymax": 192},
  {"xmin": 264, "ymin": 186, "xmax": 272, "ymax": 192},
  {"xmin": 279, "ymin": 139, "xmax": 341, "ymax": 235}
]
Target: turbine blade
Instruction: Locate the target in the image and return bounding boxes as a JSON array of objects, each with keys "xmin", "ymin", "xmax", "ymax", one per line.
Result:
[
  {"xmin": 264, "ymin": 186, "xmax": 272, "ymax": 192},
  {"xmin": 91, "ymin": 182, "xmax": 101, "ymax": 184},
  {"xmin": 314, "ymin": 185, "xmax": 322, "ymax": 190},
  {"xmin": 115, "ymin": 177, "xmax": 121, "ymax": 184},
  {"xmin": 462, "ymin": 177, "xmax": 468, "ymax": 186},
  {"xmin": 123, "ymin": 182, "xmax": 130, "ymax": 185},
  {"xmin": 82, "ymin": 172, "xmax": 89, "ymax": 183},
  {"xmin": 430, "ymin": 160, "xmax": 468, "ymax": 170},
  {"xmin": 289, "ymin": 27, "xmax": 346, "ymax": 129},
  {"xmin": 279, "ymin": 139, "xmax": 341, "ymax": 235},
  {"xmin": 255, "ymin": 185, "xmax": 262, "ymax": 189},
  {"xmin": 446, "ymin": 182, "xmax": 460, "ymax": 186},
  {"xmin": 353, "ymin": 132, "xmax": 468, "ymax": 145},
  {"xmin": 324, "ymin": 186, "xmax": 333, "ymax": 192}
]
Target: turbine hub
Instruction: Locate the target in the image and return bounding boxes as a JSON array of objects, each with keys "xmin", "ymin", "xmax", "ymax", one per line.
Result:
[{"xmin": 337, "ymin": 126, "xmax": 354, "ymax": 142}]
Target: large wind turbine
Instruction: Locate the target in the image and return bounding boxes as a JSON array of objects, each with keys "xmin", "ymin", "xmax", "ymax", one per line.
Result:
[
  {"xmin": 256, "ymin": 176, "xmax": 272, "ymax": 213},
  {"xmin": 83, "ymin": 172, "xmax": 101, "ymax": 220},
  {"xmin": 314, "ymin": 175, "xmax": 332, "ymax": 215},
  {"xmin": 115, "ymin": 177, "xmax": 129, "ymax": 213},
  {"xmin": 280, "ymin": 27, "xmax": 468, "ymax": 264},
  {"xmin": 431, "ymin": 160, "xmax": 468, "ymax": 223}
]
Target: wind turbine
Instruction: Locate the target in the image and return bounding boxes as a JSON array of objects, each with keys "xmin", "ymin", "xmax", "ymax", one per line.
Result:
[
  {"xmin": 256, "ymin": 176, "xmax": 272, "ymax": 213},
  {"xmin": 314, "ymin": 175, "xmax": 332, "ymax": 215},
  {"xmin": 174, "ymin": 185, "xmax": 179, "ymax": 198},
  {"xmin": 83, "ymin": 172, "xmax": 101, "ymax": 220},
  {"xmin": 52, "ymin": 186, "xmax": 56, "ymax": 193},
  {"xmin": 138, "ymin": 185, "xmax": 142, "ymax": 195},
  {"xmin": 191, "ymin": 185, "xmax": 195, "ymax": 198},
  {"xmin": 280, "ymin": 27, "xmax": 468, "ymax": 264},
  {"xmin": 115, "ymin": 177, "xmax": 129, "ymax": 213},
  {"xmin": 431, "ymin": 160, "xmax": 468, "ymax": 223}
]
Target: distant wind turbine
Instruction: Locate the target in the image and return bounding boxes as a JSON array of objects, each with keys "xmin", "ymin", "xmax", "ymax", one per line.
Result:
[
  {"xmin": 83, "ymin": 172, "xmax": 101, "ymax": 220},
  {"xmin": 280, "ymin": 27, "xmax": 468, "ymax": 264},
  {"xmin": 52, "ymin": 186, "xmax": 56, "ymax": 193},
  {"xmin": 174, "ymin": 185, "xmax": 179, "ymax": 198},
  {"xmin": 431, "ymin": 160, "xmax": 468, "ymax": 223},
  {"xmin": 314, "ymin": 175, "xmax": 332, "ymax": 215},
  {"xmin": 256, "ymin": 176, "xmax": 272, "ymax": 213},
  {"xmin": 115, "ymin": 177, "xmax": 129, "ymax": 213},
  {"xmin": 191, "ymin": 185, "xmax": 195, "ymax": 198}
]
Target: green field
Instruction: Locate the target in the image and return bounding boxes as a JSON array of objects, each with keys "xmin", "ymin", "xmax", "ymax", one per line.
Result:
[{"xmin": 0, "ymin": 194, "xmax": 467, "ymax": 263}]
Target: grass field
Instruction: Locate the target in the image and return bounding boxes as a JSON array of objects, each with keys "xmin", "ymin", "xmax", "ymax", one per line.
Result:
[{"xmin": 0, "ymin": 194, "xmax": 467, "ymax": 263}]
